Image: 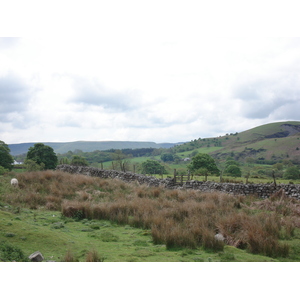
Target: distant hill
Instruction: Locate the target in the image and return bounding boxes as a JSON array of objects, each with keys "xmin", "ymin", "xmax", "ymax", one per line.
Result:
[
  {"xmin": 174, "ymin": 121, "xmax": 300, "ymax": 163},
  {"xmin": 8, "ymin": 141, "xmax": 183, "ymax": 156},
  {"xmin": 8, "ymin": 121, "xmax": 300, "ymax": 163}
]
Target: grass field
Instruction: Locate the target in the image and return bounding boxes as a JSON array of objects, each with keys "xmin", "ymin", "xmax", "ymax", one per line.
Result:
[
  {"xmin": 1, "ymin": 208, "xmax": 277, "ymax": 262},
  {"xmin": 1, "ymin": 170, "xmax": 300, "ymax": 262}
]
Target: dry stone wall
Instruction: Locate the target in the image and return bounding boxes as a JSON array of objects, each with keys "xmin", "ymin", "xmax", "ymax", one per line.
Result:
[
  {"xmin": 56, "ymin": 164, "xmax": 174, "ymax": 187},
  {"xmin": 56, "ymin": 165, "xmax": 300, "ymax": 200}
]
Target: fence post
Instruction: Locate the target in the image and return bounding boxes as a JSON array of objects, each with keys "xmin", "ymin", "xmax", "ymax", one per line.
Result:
[
  {"xmin": 174, "ymin": 169, "xmax": 176, "ymax": 184},
  {"xmin": 188, "ymin": 170, "xmax": 190, "ymax": 181},
  {"xmin": 272, "ymin": 170, "xmax": 277, "ymax": 187}
]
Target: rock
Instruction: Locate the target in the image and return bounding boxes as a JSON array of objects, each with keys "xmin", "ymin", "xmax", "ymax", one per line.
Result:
[{"xmin": 29, "ymin": 251, "xmax": 44, "ymax": 262}]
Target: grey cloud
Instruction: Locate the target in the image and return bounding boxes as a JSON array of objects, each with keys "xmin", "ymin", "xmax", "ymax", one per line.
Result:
[
  {"xmin": 271, "ymin": 101, "xmax": 300, "ymax": 120},
  {"xmin": 0, "ymin": 74, "xmax": 31, "ymax": 122},
  {"xmin": 70, "ymin": 77, "xmax": 138, "ymax": 112},
  {"xmin": 233, "ymin": 77, "xmax": 300, "ymax": 119}
]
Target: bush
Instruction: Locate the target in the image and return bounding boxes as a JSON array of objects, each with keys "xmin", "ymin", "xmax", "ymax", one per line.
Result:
[
  {"xmin": 0, "ymin": 166, "xmax": 8, "ymax": 175},
  {"xmin": 284, "ymin": 166, "xmax": 300, "ymax": 180},
  {"xmin": 0, "ymin": 241, "xmax": 29, "ymax": 262}
]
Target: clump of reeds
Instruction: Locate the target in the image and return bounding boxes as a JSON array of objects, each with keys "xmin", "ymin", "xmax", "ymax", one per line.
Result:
[
  {"xmin": 62, "ymin": 249, "xmax": 78, "ymax": 262},
  {"xmin": 86, "ymin": 249, "xmax": 104, "ymax": 262}
]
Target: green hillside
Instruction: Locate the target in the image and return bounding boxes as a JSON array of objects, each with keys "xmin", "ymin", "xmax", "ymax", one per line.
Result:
[{"xmin": 174, "ymin": 121, "xmax": 300, "ymax": 163}]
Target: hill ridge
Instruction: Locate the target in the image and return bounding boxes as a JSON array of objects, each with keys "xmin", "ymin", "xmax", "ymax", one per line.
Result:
[{"xmin": 8, "ymin": 140, "xmax": 183, "ymax": 156}]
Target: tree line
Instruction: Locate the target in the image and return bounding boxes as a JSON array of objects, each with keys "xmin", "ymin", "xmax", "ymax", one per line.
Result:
[{"xmin": 1, "ymin": 139, "xmax": 300, "ymax": 181}]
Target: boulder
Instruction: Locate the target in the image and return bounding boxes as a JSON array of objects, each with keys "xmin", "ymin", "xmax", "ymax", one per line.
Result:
[{"xmin": 29, "ymin": 251, "xmax": 44, "ymax": 262}]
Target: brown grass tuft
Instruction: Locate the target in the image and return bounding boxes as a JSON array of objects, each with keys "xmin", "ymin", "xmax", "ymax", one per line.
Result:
[
  {"xmin": 62, "ymin": 249, "xmax": 78, "ymax": 262},
  {"xmin": 86, "ymin": 249, "xmax": 104, "ymax": 262}
]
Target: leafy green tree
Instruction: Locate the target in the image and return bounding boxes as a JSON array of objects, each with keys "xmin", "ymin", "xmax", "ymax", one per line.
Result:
[
  {"xmin": 273, "ymin": 163, "xmax": 284, "ymax": 171},
  {"xmin": 141, "ymin": 160, "xmax": 166, "ymax": 175},
  {"xmin": 224, "ymin": 165, "xmax": 242, "ymax": 177},
  {"xmin": 224, "ymin": 158, "xmax": 241, "ymax": 177},
  {"xmin": 225, "ymin": 158, "xmax": 239, "ymax": 167},
  {"xmin": 0, "ymin": 141, "xmax": 14, "ymax": 171},
  {"xmin": 283, "ymin": 166, "xmax": 300, "ymax": 180},
  {"xmin": 188, "ymin": 153, "xmax": 219, "ymax": 181},
  {"xmin": 160, "ymin": 153, "xmax": 174, "ymax": 162},
  {"xmin": 70, "ymin": 155, "xmax": 89, "ymax": 166},
  {"xmin": 26, "ymin": 143, "xmax": 58, "ymax": 170}
]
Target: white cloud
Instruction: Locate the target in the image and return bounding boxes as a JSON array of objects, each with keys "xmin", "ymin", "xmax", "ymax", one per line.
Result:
[{"xmin": 1, "ymin": 2, "xmax": 300, "ymax": 144}]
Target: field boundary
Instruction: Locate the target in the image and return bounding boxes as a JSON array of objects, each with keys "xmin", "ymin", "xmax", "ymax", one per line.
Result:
[{"xmin": 56, "ymin": 165, "xmax": 300, "ymax": 200}]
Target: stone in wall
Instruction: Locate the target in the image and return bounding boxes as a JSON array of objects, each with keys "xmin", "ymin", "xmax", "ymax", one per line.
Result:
[{"xmin": 56, "ymin": 165, "xmax": 300, "ymax": 200}]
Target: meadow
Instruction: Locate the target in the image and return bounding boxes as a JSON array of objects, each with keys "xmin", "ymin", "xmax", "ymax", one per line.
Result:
[{"xmin": 1, "ymin": 170, "xmax": 300, "ymax": 262}]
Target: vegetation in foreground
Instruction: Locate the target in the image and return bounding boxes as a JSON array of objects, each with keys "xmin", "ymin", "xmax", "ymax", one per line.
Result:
[{"xmin": 1, "ymin": 170, "xmax": 300, "ymax": 262}]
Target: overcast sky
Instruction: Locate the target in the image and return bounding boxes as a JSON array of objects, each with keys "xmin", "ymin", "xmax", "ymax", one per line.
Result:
[{"xmin": 1, "ymin": 1, "xmax": 300, "ymax": 144}]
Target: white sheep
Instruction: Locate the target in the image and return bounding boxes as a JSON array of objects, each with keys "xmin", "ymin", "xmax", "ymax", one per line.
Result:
[{"xmin": 10, "ymin": 178, "xmax": 19, "ymax": 188}]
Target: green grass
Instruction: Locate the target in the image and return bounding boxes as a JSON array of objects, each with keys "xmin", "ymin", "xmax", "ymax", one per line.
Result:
[{"xmin": 0, "ymin": 208, "xmax": 279, "ymax": 262}]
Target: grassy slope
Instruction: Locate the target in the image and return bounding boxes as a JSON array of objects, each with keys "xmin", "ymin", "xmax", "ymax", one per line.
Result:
[{"xmin": 208, "ymin": 121, "xmax": 300, "ymax": 160}]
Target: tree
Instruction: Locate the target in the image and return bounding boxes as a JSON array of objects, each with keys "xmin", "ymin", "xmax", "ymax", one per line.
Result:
[
  {"xmin": 141, "ymin": 160, "xmax": 166, "ymax": 175},
  {"xmin": 70, "ymin": 155, "xmax": 89, "ymax": 166},
  {"xmin": 224, "ymin": 165, "xmax": 242, "ymax": 177},
  {"xmin": 188, "ymin": 153, "xmax": 219, "ymax": 181},
  {"xmin": 0, "ymin": 141, "xmax": 14, "ymax": 171},
  {"xmin": 283, "ymin": 166, "xmax": 300, "ymax": 180},
  {"xmin": 26, "ymin": 143, "xmax": 58, "ymax": 170},
  {"xmin": 225, "ymin": 158, "xmax": 239, "ymax": 167},
  {"xmin": 224, "ymin": 158, "xmax": 241, "ymax": 177},
  {"xmin": 161, "ymin": 153, "xmax": 174, "ymax": 162}
]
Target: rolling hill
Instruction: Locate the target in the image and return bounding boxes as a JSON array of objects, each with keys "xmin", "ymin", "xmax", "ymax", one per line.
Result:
[
  {"xmin": 8, "ymin": 121, "xmax": 300, "ymax": 164},
  {"xmin": 8, "ymin": 141, "xmax": 183, "ymax": 156},
  {"xmin": 175, "ymin": 121, "xmax": 300, "ymax": 163}
]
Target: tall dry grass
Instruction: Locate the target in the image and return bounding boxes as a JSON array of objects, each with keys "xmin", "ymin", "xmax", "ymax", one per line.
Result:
[{"xmin": 3, "ymin": 170, "xmax": 295, "ymax": 258}]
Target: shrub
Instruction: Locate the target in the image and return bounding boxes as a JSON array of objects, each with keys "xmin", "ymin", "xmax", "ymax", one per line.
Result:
[
  {"xmin": 284, "ymin": 166, "xmax": 300, "ymax": 180},
  {"xmin": 0, "ymin": 241, "xmax": 29, "ymax": 262},
  {"xmin": 0, "ymin": 166, "xmax": 8, "ymax": 175}
]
